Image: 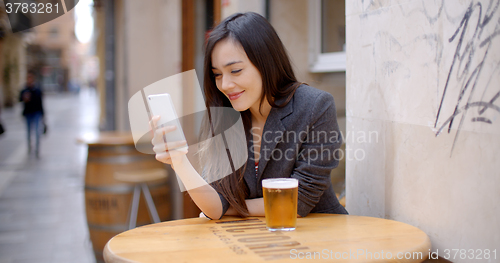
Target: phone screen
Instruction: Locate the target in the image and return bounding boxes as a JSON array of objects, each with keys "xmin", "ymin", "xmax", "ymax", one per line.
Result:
[{"xmin": 147, "ymin": 93, "xmax": 187, "ymax": 147}]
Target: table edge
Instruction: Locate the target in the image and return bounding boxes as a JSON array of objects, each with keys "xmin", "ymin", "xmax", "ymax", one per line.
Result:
[{"xmin": 104, "ymin": 214, "xmax": 432, "ymax": 263}]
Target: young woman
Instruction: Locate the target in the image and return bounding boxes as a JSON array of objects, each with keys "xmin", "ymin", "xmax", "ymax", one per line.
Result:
[{"xmin": 152, "ymin": 12, "xmax": 347, "ymax": 219}]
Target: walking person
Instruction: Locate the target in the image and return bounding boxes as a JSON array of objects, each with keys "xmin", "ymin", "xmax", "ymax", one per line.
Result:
[{"xmin": 19, "ymin": 70, "xmax": 45, "ymax": 157}]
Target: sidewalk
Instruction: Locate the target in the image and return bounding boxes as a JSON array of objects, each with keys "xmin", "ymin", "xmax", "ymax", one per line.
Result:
[{"xmin": 0, "ymin": 88, "xmax": 98, "ymax": 263}]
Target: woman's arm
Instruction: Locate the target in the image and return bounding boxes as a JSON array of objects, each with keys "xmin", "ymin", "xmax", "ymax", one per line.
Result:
[
  {"xmin": 292, "ymin": 92, "xmax": 342, "ymax": 217},
  {"xmin": 151, "ymin": 116, "xmax": 224, "ymax": 219},
  {"xmin": 224, "ymin": 198, "xmax": 264, "ymax": 216},
  {"xmin": 225, "ymin": 198, "xmax": 301, "ymax": 217},
  {"xmin": 170, "ymin": 155, "xmax": 224, "ymax": 219},
  {"xmin": 245, "ymin": 198, "xmax": 265, "ymax": 216}
]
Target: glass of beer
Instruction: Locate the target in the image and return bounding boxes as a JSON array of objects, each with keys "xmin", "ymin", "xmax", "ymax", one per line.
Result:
[{"xmin": 262, "ymin": 178, "xmax": 299, "ymax": 231}]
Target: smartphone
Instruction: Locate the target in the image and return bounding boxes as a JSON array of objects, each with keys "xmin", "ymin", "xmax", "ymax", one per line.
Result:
[{"xmin": 147, "ymin": 93, "xmax": 187, "ymax": 149}]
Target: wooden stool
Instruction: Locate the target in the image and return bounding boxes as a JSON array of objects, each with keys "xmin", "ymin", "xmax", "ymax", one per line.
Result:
[{"xmin": 114, "ymin": 169, "xmax": 168, "ymax": 229}]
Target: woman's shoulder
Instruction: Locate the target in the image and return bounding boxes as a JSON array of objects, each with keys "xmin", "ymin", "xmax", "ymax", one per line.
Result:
[{"xmin": 293, "ymin": 84, "xmax": 335, "ymax": 105}]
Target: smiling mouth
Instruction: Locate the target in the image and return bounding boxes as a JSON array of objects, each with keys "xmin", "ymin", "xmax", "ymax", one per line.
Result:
[{"xmin": 228, "ymin": 91, "xmax": 244, "ymax": 101}]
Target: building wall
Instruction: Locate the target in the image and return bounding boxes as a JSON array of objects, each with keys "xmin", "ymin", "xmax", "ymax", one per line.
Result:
[
  {"xmin": 221, "ymin": 0, "xmax": 266, "ymax": 19},
  {"xmin": 269, "ymin": 0, "xmax": 346, "ymax": 122},
  {"xmin": 0, "ymin": 34, "xmax": 26, "ymax": 107},
  {"xmin": 94, "ymin": 2, "xmax": 106, "ymax": 128},
  {"xmin": 28, "ymin": 9, "xmax": 77, "ymax": 92},
  {"xmin": 108, "ymin": 0, "xmax": 182, "ymax": 131},
  {"xmin": 30, "ymin": 10, "xmax": 75, "ymax": 64},
  {"xmin": 346, "ymin": 0, "xmax": 500, "ymax": 259}
]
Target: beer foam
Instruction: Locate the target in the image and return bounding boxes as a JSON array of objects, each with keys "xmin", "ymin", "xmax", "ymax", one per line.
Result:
[{"xmin": 262, "ymin": 178, "xmax": 298, "ymax": 189}]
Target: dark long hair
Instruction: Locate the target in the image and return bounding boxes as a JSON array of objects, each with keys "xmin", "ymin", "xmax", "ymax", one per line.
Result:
[{"xmin": 201, "ymin": 12, "xmax": 301, "ymax": 217}]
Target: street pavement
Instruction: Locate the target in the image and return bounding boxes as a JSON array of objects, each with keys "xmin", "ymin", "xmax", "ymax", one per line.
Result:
[{"xmin": 0, "ymin": 88, "xmax": 98, "ymax": 263}]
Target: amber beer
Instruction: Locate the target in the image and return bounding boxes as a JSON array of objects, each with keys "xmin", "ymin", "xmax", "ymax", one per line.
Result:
[{"xmin": 262, "ymin": 178, "xmax": 299, "ymax": 231}]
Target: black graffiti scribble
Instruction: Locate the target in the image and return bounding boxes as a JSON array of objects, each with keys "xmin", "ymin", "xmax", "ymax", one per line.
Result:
[{"xmin": 434, "ymin": 0, "xmax": 500, "ymax": 155}]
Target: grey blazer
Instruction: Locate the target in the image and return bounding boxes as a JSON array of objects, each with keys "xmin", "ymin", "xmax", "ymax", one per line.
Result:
[{"xmin": 217, "ymin": 84, "xmax": 347, "ymax": 217}]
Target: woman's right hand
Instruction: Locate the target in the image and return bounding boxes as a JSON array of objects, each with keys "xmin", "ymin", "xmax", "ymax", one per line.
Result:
[{"xmin": 150, "ymin": 116, "xmax": 188, "ymax": 165}]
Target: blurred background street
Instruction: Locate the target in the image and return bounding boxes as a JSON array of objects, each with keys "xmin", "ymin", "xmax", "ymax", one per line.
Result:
[{"xmin": 0, "ymin": 88, "xmax": 98, "ymax": 263}]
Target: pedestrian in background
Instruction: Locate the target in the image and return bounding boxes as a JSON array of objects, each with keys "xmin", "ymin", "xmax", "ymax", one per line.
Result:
[{"xmin": 19, "ymin": 70, "xmax": 45, "ymax": 157}]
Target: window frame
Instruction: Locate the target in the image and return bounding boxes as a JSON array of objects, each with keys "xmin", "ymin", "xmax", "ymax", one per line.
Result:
[{"xmin": 308, "ymin": 0, "xmax": 346, "ymax": 73}]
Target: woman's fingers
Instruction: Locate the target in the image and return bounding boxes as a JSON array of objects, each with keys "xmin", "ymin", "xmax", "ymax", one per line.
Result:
[
  {"xmin": 153, "ymin": 140, "xmax": 188, "ymax": 154},
  {"xmin": 154, "ymin": 125, "xmax": 177, "ymax": 139},
  {"xmin": 150, "ymin": 116, "xmax": 188, "ymax": 164},
  {"xmin": 151, "ymin": 125, "xmax": 177, "ymax": 146},
  {"xmin": 155, "ymin": 153, "xmax": 172, "ymax": 165},
  {"xmin": 150, "ymin": 116, "xmax": 162, "ymax": 145},
  {"xmin": 150, "ymin": 115, "xmax": 160, "ymax": 128},
  {"xmin": 155, "ymin": 147, "xmax": 189, "ymax": 164}
]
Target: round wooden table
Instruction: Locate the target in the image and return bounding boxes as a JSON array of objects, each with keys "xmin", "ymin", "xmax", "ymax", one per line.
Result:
[{"xmin": 104, "ymin": 214, "xmax": 430, "ymax": 262}]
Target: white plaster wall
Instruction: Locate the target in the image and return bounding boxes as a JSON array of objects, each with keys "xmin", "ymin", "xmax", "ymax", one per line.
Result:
[{"xmin": 346, "ymin": 0, "xmax": 500, "ymax": 260}]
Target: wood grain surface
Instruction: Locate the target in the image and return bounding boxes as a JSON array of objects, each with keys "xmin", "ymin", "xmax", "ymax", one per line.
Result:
[
  {"xmin": 104, "ymin": 214, "xmax": 431, "ymax": 262},
  {"xmin": 77, "ymin": 132, "xmax": 135, "ymax": 146}
]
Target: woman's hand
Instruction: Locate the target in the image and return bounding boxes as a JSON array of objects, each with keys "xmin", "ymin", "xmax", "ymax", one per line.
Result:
[
  {"xmin": 150, "ymin": 116, "xmax": 188, "ymax": 165},
  {"xmin": 149, "ymin": 116, "xmax": 223, "ymax": 219}
]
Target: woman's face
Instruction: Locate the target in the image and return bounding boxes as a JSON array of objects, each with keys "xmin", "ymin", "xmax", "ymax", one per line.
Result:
[{"xmin": 211, "ymin": 39, "xmax": 263, "ymax": 113}]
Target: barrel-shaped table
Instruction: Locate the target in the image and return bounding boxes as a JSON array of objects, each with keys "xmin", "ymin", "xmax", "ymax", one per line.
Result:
[
  {"xmin": 104, "ymin": 214, "xmax": 431, "ymax": 262},
  {"xmin": 78, "ymin": 132, "xmax": 171, "ymax": 263}
]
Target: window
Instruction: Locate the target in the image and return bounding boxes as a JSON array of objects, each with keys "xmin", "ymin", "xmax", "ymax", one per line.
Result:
[{"xmin": 308, "ymin": 0, "xmax": 346, "ymax": 72}]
